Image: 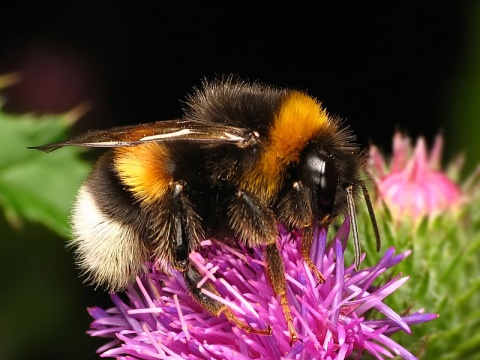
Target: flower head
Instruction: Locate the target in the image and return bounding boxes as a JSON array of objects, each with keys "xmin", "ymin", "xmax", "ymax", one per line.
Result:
[
  {"xmin": 88, "ymin": 218, "xmax": 436, "ymax": 360},
  {"xmin": 368, "ymin": 132, "xmax": 461, "ymax": 220}
]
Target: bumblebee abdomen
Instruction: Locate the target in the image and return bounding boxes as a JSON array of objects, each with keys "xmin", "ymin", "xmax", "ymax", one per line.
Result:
[
  {"xmin": 70, "ymin": 153, "xmax": 150, "ymax": 291},
  {"xmin": 114, "ymin": 143, "xmax": 174, "ymax": 205}
]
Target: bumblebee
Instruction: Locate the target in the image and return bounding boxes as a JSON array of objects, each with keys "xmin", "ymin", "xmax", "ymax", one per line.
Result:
[{"xmin": 31, "ymin": 77, "xmax": 380, "ymax": 342}]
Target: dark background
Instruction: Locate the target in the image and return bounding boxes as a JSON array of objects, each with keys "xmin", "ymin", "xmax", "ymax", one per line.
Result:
[
  {"xmin": 0, "ymin": 2, "xmax": 477, "ymax": 360},
  {"xmin": 1, "ymin": 3, "xmax": 472, "ymax": 149}
]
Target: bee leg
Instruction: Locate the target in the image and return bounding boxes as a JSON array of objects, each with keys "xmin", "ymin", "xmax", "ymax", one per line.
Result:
[
  {"xmin": 151, "ymin": 181, "xmax": 203, "ymax": 271},
  {"xmin": 264, "ymin": 243, "xmax": 298, "ymax": 344},
  {"xmin": 162, "ymin": 183, "xmax": 270, "ymax": 335},
  {"xmin": 229, "ymin": 190, "xmax": 298, "ymax": 343},
  {"xmin": 301, "ymin": 226, "xmax": 326, "ymax": 285},
  {"xmin": 183, "ymin": 264, "xmax": 272, "ymax": 335},
  {"xmin": 277, "ymin": 181, "xmax": 325, "ymax": 285}
]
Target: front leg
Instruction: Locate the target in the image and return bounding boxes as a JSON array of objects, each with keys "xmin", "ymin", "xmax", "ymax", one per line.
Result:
[
  {"xmin": 277, "ymin": 181, "xmax": 325, "ymax": 284},
  {"xmin": 229, "ymin": 189, "xmax": 298, "ymax": 343}
]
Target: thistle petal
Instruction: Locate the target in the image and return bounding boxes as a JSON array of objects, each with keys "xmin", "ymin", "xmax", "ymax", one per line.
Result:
[{"xmin": 87, "ymin": 219, "xmax": 436, "ymax": 359}]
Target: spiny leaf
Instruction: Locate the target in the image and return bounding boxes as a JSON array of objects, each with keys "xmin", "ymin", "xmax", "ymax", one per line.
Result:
[{"xmin": 0, "ymin": 110, "xmax": 91, "ymax": 237}]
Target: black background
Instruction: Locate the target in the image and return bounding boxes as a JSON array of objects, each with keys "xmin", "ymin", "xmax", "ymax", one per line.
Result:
[
  {"xmin": 0, "ymin": 2, "xmax": 473, "ymax": 360},
  {"xmin": 0, "ymin": 3, "xmax": 468, "ymax": 149}
]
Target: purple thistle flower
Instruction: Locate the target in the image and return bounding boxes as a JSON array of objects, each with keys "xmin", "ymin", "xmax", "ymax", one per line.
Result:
[{"xmin": 88, "ymin": 218, "xmax": 437, "ymax": 360}]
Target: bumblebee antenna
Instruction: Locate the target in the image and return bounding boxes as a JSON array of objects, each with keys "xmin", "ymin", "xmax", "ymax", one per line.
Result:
[
  {"xmin": 360, "ymin": 182, "xmax": 381, "ymax": 252},
  {"xmin": 346, "ymin": 184, "xmax": 361, "ymax": 270}
]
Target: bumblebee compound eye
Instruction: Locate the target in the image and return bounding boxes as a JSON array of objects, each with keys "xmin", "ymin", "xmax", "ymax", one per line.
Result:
[{"xmin": 301, "ymin": 152, "xmax": 338, "ymax": 208}]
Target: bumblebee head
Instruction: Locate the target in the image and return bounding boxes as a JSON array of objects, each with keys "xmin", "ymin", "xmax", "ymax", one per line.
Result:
[
  {"xmin": 300, "ymin": 149, "xmax": 338, "ymax": 213},
  {"xmin": 296, "ymin": 136, "xmax": 380, "ymax": 270}
]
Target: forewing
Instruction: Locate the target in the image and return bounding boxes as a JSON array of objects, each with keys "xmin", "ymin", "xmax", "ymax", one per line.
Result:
[{"xmin": 29, "ymin": 119, "xmax": 255, "ymax": 152}]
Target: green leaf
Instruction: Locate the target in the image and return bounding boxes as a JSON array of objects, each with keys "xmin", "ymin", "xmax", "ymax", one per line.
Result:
[{"xmin": 0, "ymin": 111, "xmax": 91, "ymax": 237}]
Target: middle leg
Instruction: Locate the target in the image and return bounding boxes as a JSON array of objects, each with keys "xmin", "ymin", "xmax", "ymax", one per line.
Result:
[{"xmin": 229, "ymin": 189, "xmax": 298, "ymax": 343}]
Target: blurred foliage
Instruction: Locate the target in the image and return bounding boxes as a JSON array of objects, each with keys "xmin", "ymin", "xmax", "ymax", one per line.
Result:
[
  {"xmin": 0, "ymin": 108, "xmax": 91, "ymax": 236},
  {"xmin": 358, "ymin": 163, "xmax": 480, "ymax": 359},
  {"xmin": 0, "ymin": 93, "xmax": 108, "ymax": 360},
  {"xmin": 0, "ymin": 216, "xmax": 109, "ymax": 360}
]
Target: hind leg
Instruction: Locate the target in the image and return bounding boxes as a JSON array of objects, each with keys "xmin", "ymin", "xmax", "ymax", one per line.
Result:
[{"xmin": 183, "ymin": 266, "xmax": 271, "ymax": 335}]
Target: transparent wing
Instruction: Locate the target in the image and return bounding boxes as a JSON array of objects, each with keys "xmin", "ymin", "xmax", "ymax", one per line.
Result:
[{"xmin": 29, "ymin": 119, "xmax": 256, "ymax": 153}]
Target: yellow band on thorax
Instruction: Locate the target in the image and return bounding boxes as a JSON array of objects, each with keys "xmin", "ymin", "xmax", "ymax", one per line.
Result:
[{"xmin": 241, "ymin": 91, "xmax": 331, "ymax": 200}]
